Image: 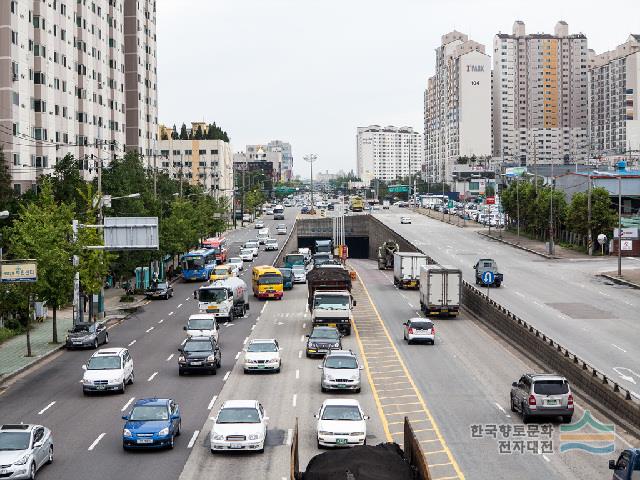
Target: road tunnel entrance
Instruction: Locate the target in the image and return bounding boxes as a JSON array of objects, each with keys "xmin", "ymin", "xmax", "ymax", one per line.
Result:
[{"xmin": 296, "ymin": 236, "xmax": 370, "ymax": 259}]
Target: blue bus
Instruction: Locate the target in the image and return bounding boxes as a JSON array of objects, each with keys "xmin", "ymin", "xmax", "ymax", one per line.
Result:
[{"xmin": 181, "ymin": 249, "xmax": 217, "ymax": 281}]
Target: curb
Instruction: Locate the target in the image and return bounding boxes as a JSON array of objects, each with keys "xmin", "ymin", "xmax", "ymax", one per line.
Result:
[
  {"xmin": 598, "ymin": 274, "xmax": 640, "ymax": 290},
  {"xmin": 477, "ymin": 232, "xmax": 559, "ymax": 260}
]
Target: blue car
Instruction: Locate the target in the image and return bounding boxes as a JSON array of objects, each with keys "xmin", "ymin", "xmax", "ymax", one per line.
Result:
[
  {"xmin": 279, "ymin": 268, "xmax": 294, "ymax": 290},
  {"xmin": 122, "ymin": 398, "xmax": 181, "ymax": 449}
]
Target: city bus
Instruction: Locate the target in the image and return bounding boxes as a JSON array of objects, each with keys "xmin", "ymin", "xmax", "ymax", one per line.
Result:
[
  {"xmin": 202, "ymin": 236, "xmax": 228, "ymax": 263},
  {"xmin": 181, "ymin": 249, "xmax": 217, "ymax": 281},
  {"xmin": 251, "ymin": 265, "xmax": 284, "ymax": 300}
]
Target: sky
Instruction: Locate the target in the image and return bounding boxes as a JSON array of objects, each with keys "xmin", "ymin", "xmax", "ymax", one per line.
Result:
[{"xmin": 157, "ymin": 0, "xmax": 640, "ymax": 177}]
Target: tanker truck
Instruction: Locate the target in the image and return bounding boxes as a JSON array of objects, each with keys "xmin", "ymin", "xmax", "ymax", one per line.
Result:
[{"xmin": 196, "ymin": 277, "xmax": 249, "ymax": 321}]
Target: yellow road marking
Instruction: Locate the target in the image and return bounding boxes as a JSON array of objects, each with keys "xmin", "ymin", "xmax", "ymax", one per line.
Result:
[
  {"xmin": 354, "ymin": 270, "xmax": 466, "ymax": 480},
  {"xmin": 425, "ymin": 449, "xmax": 446, "ymax": 455},
  {"xmin": 430, "ymin": 463, "xmax": 453, "ymax": 468},
  {"xmin": 381, "ymin": 402, "xmax": 422, "ymax": 408}
]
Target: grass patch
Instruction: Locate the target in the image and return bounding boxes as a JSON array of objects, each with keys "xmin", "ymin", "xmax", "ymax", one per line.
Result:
[
  {"xmin": 119, "ymin": 295, "xmax": 135, "ymax": 303},
  {"xmin": 0, "ymin": 327, "xmax": 20, "ymax": 345}
]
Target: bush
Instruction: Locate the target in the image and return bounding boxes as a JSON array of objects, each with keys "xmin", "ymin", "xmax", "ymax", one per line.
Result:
[
  {"xmin": 119, "ymin": 295, "xmax": 135, "ymax": 303},
  {"xmin": 0, "ymin": 327, "xmax": 19, "ymax": 345}
]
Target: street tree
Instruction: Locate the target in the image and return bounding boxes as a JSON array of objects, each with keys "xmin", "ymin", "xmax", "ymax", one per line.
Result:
[{"xmin": 566, "ymin": 187, "xmax": 617, "ymax": 239}]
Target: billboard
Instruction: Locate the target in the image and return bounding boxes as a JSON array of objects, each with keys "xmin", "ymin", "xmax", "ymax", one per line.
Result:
[
  {"xmin": 0, "ymin": 261, "xmax": 37, "ymax": 283},
  {"xmin": 103, "ymin": 217, "xmax": 159, "ymax": 250},
  {"xmin": 505, "ymin": 167, "xmax": 527, "ymax": 177}
]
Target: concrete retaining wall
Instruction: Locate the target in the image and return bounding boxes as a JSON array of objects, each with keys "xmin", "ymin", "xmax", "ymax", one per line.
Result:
[{"xmin": 273, "ymin": 221, "xmax": 299, "ymax": 267}]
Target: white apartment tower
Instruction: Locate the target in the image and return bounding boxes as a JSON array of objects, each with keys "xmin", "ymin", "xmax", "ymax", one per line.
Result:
[
  {"xmin": 356, "ymin": 125, "xmax": 423, "ymax": 184},
  {"xmin": 0, "ymin": 0, "xmax": 158, "ymax": 193},
  {"xmin": 492, "ymin": 21, "xmax": 589, "ymax": 166},
  {"xmin": 424, "ymin": 31, "xmax": 492, "ymax": 183},
  {"xmin": 589, "ymin": 35, "xmax": 640, "ymax": 158}
]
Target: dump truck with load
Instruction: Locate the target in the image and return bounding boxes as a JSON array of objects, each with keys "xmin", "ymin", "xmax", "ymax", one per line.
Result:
[{"xmin": 307, "ymin": 266, "xmax": 353, "ymax": 335}]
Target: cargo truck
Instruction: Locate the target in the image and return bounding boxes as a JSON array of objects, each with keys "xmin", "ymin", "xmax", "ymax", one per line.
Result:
[
  {"xmin": 419, "ymin": 265, "xmax": 461, "ymax": 316},
  {"xmin": 307, "ymin": 266, "xmax": 352, "ymax": 306},
  {"xmin": 314, "ymin": 239, "xmax": 333, "ymax": 254},
  {"xmin": 393, "ymin": 252, "xmax": 428, "ymax": 289},
  {"xmin": 310, "ymin": 289, "xmax": 355, "ymax": 336},
  {"xmin": 196, "ymin": 277, "xmax": 249, "ymax": 321}
]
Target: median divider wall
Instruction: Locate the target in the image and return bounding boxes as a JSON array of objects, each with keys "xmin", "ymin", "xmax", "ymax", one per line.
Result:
[{"xmin": 273, "ymin": 220, "xmax": 299, "ymax": 267}]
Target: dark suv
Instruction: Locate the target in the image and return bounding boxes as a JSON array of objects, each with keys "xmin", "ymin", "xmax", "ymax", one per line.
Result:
[
  {"xmin": 510, "ymin": 373, "xmax": 573, "ymax": 423},
  {"xmin": 306, "ymin": 326, "xmax": 342, "ymax": 358},
  {"xmin": 178, "ymin": 337, "xmax": 221, "ymax": 375}
]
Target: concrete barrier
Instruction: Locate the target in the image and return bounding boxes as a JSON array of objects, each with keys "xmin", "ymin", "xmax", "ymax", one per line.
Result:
[{"xmin": 273, "ymin": 221, "xmax": 299, "ymax": 267}]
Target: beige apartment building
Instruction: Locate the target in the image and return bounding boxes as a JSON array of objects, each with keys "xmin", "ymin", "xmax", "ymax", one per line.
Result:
[
  {"xmin": 0, "ymin": 0, "xmax": 158, "ymax": 193},
  {"xmin": 492, "ymin": 21, "xmax": 589, "ymax": 166}
]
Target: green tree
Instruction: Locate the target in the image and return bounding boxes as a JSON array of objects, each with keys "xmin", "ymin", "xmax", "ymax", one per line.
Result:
[
  {"xmin": 194, "ymin": 125, "xmax": 203, "ymax": 140},
  {"xmin": 179, "ymin": 123, "xmax": 189, "ymax": 140},
  {"xmin": 9, "ymin": 180, "xmax": 75, "ymax": 343},
  {"xmin": 485, "ymin": 185, "xmax": 496, "ymax": 197},
  {"xmin": 0, "ymin": 148, "xmax": 15, "ymax": 212},
  {"xmin": 171, "ymin": 125, "xmax": 179, "ymax": 140},
  {"xmin": 566, "ymin": 187, "xmax": 616, "ymax": 239},
  {"xmin": 46, "ymin": 153, "xmax": 85, "ymax": 210}
]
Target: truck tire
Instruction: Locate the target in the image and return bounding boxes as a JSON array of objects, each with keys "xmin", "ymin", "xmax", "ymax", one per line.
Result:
[{"xmin": 345, "ymin": 327, "xmax": 351, "ymax": 336}]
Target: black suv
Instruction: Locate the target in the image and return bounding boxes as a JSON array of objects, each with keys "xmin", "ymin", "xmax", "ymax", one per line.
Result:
[
  {"xmin": 178, "ymin": 337, "xmax": 221, "ymax": 375},
  {"xmin": 305, "ymin": 326, "xmax": 342, "ymax": 358}
]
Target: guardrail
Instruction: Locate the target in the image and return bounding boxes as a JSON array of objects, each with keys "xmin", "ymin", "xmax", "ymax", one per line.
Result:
[{"xmin": 369, "ymin": 214, "xmax": 640, "ymax": 438}]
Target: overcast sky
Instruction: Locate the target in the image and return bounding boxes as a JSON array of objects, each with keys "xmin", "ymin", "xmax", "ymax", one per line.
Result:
[{"xmin": 157, "ymin": 0, "xmax": 640, "ymax": 176}]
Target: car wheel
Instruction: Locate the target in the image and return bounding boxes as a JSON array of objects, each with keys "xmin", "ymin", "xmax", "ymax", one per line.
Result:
[
  {"xmin": 128, "ymin": 372, "xmax": 134, "ymax": 385},
  {"xmin": 321, "ymin": 386, "xmax": 326, "ymax": 393},
  {"xmin": 355, "ymin": 388, "xmax": 361, "ymax": 394},
  {"xmin": 562, "ymin": 415, "xmax": 573, "ymax": 424},
  {"xmin": 178, "ymin": 369, "xmax": 184, "ymax": 376},
  {"xmin": 510, "ymin": 396, "xmax": 517, "ymax": 413},
  {"xmin": 317, "ymin": 439, "xmax": 324, "ymax": 450},
  {"xmin": 521, "ymin": 404, "xmax": 530, "ymax": 424},
  {"xmin": 29, "ymin": 462, "xmax": 36, "ymax": 480},
  {"xmin": 104, "ymin": 333, "xmax": 109, "ymax": 345},
  {"xmin": 93, "ymin": 339, "xmax": 99, "ymax": 349},
  {"xmin": 211, "ymin": 367, "xmax": 217, "ymax": 375},
  {"xmin": 168, "ymin": 435, "xmax": 175, "ymax": 449},
  {"xmin": 176, "ymin": 421, "xmax": 182, "ymax": 436},
  {"xmin": 120, "ymin": 381, "xmax": 126, "ymax": 394},
  {"xmin": 47, "ymin": 445, "xmax": 53, "ymax": 464}
]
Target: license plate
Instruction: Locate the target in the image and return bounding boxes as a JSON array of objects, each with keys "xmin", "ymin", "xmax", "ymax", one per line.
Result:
[
  {"xmin": 207, "ymin": 306, "xmax": 218, "ymax": 311},
  {"xmin": 545, "ymin": 400, "xmax": 558, "ymax": 406},
  {"xmin": 137, "ymin": 439, "xmax": 153, "ymax": 444},
  {"xmin": 337, "ymin": 384, "xmax": 346, "ymax": 388},
  {"xmin": 96, "ymin": 386, "xmax": 105, "ymax": 390},
  {"xmin": 336, "ymin": 438, "xmax": 348, "ymax": 445},
  {"xmin": 73, "ymin": 341, "xmax": 82, "ymax": 344},
  {"xmin": 308, "ymin": 349, "xmax": 317, "ymax": 353},
  {"xmin": 258, "ymin": 365, "xmax": 266, "ymax": 369},
  {"xmin": 327, "ymin": 323, "xmax": 336, "ymax": 327},
  {"xmin": 190, "ymin": 361, "xmax": 202, "ymax": 366},
  {"xmin": 0, "ymin": 469, "xmax": 8, "ymax": 474},
  {"xmin": 230, "ymin": 443, "xmax": 243, "ymax": 449}
]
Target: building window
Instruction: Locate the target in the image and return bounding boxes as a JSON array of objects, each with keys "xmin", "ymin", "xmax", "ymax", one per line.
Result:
[
  {"xmin": 33, "ymin": 72, "xmax": 45, "ymax": 84},
  {"xmin": 13, "ymin": 153, "xmax": 20, "ymax": 166},
  {"xmin": 11, "ymin": 31, "xmax": 18, "ymax": 45},
  {"xmin": 210, "ymin": 150, "xmax": 218, "ymax": 155}
]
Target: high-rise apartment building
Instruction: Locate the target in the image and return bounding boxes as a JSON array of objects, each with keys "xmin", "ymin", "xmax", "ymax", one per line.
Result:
[
  {"xmin": 267, "ymin": 140, "xmax": 293, "ymax": 181},
  {"xmin": 0, "ymin": 0, "xmax": 158, "ymax": 193},
  {"xmin": 424, "ymin": 31, "xmax": 492, "ymax": 183},
  {"xmin": 356, "ymin": 125, "xmax": 423, "ymax": 183},
  {"xmin": 589, "ymin": 35, "xmax": 640, "ymax": 158},
  {"xmin": 244, "ymin": 141, "xmax": 294, "ymax": 182},
  {"xmin": 492, "ymin": 21, "xmax": 589, "ymax": 166}
]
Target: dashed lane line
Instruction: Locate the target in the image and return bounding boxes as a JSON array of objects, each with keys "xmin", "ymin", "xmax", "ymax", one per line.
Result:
[
  {"xmin": 147, "ymin": 372, "xmax": 158, "ymax": 382},
  {"xmin": 207, "ymin": 395, "xmax": 218, "ymax": 410},
  {"xmin": 223, "ymin": 371, "xmax": 230, "ymax": 381},
  {"xmin": 187, "ymin": 430, "xmax": 199, "ymax": 449},
  {"xmin": 38, "ymin": 401, "xmax": 55, "ymax": 415},
  {"xmin": 121, "ymin": 397, "xmax": 135, "ymax": 412},
  {"xmin": 166, "ymin": 354, "xmax": 174, "ymax": 362},
  {"xmin": 145, "ymin": 326, "xmax": 154, "ymax": 333},
  {"xmin": 88, "ymin": 433, "xmax": 106, "ymax": 451},
  {"xmin": 128, "ymin": 340, "xmax": 136, "ymax": 347}
]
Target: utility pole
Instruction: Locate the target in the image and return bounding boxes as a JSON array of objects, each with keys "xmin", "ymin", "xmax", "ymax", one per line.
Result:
[
  {"xmin": 179, "ymin": 153, "xmax": 184, "ymax": 197},
  {"xmin": 587, "ymin": 173, "xmax": 592, "ymax": 255},
  {"xmin": 548, "ymin": 162, "xmax": 555, "ymax": 256},
  {"xmin": 618, "ymin": 174, "xmax": 622, "ymax": 277},
  {"xmin": 153, "ymin": 154, "xmax": 157, "ymax": 198},
  {"xmin": 533, "ymin": 137, "xmax": 538, "ymax": 195}
]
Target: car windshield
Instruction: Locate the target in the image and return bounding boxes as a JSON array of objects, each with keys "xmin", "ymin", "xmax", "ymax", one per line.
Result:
[
  {"xmin": 199, "ymin": 288, "xmax": 227, "ymax": 303},
  {"xmin": 533, "ymin": 380, "xmax": 569, "ymax": 395},
  {"xmin": 0, "ymin": 432, "xmax": 31, "ymax": 451},
  {"xmin": 314, "ymin": 295, "xmax": 349, "ymax": 310},
  {"xmin": 247, "ymin": 342, "xmax": 277, "ymax": 353},
  {"xmin": 129, "ymin": 405, "xmax": 169, "ymax": 421},
  {"xmin": 258, "ymin": 274, "xmax": 282, "ymax": 285},
  {"xmin": 325, "ymin": 356, "xmax": 357, "ymax": 369},
  {"xmin": 229, "ymin": 258, "xmax": 242, "ymax": 264},
  {"xmin": 245, "ymin": 242, "xmax": 258, "ymax": 249},
  {"xmin": 277, "ymin": 224, "xmax": 286, "ymax": 229},
  {"xmin": 70, "ymin": 324, "xmax": 93, "ymax": 333},
  {"xmin": 214, "ymin": 267, "xmax": 229, "ymax": 276},
  {"xmin": 292, "ymin": 266, "xmax": 305, "ymax": 273},
  {"xmin": 204, "ymin": 246, "xmax": 221, "ymax": 254},
  {"xmin": 217, "ymin": 407, "xmax": 260, "ymax": 424},
  {"xmin": 410, "ymin": 322, "xmax": 433, "ymax": 330},
  {"xmin": 240, "ymin": 249, "xmax": 253, "ymax": 256},
  {"xmin": 310, "ymin": 329, "xmax": 339, "ymax": 340},
  {"xmin": 321, "ymin": 405, "xmax": 362, "ymax": 421},
  {"xmin": 184, "ymin": 341, "xmax": 213, "ymax": 353},
  {"xmin": 266, "ymin": 240, "xmax": 277, "ymax": 245},
  {"xmin": 155, "ymin": 283, "xmax": 168, "ymax": 290},
  {"xmin": 87, "ymin": 355, "xmax": 121, "ymax": 370},
  {"xmin": 183, "ymin": 257, "xmax": 204, "ymax": 270},
  {"xmin": 187, "ymin": 319, "xmax": 214, "ymax": 330}
]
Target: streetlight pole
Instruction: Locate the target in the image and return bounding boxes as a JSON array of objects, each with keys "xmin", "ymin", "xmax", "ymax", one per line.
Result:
[
  {"xmin": 304, "ymin": 154, "xmax": 318, "ymax": 211},
  {"xmin": 548, "ymin": 163, "xmax": 555, "ymax": 256},
  {"xmin": 587, "ymin": 173, "xmax": 592, "ymax": 256},
  {"xmin": 618, "ymin": 174, "xmax": 622, "ymax": 277}
]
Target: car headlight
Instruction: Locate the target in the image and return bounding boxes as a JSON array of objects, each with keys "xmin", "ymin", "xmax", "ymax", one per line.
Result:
[
  {"xmin": 123, "ymin": 428, "xmax": 132, "ymax": 437},
  {"xmin": 82, "ymin": 378, "xmax": 92, "ymax": 384},
  {"xmin": 13, "ymin": 454, "xmax": 30, "ymax": 466},
  {"xmin": 350, "ymin": 432, "xmax": 365, "ymax": 436},
  {"xmin": 325, "ymin": 375, "xmax": 334, "ymax": 381},
  {"xmin": 207, "ymin": 354, "xmax": 217, "ymax": 362},
  {"xmin": 179, "ymin": 356, "xmax": 185, "ymax": 362},
  {"xmin": 248, "ymin": 434, "xmax": 260, "ymax": 440},
  {"xmin": 318, "ymin": 431, "xmax": 332, "ymax": 436},
  {"xmin": 332, "ymin": 343, "xmax": 340, "ymax": 348},
  {"xmin": 212, "ymin": 433, "xmax": 224, "ymax": 441},
  {"xmin": 158, "ymin": 427, "xmax": 169, "ymax": 436},
  {"xmin": 109, "ymin": 377, "xmax": 122, "ymax": 384}
]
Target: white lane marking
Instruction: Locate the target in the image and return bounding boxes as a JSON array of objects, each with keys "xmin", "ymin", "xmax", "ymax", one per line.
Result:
[
  {"xmin": 158, "ymin": 319, "xmax": 164, "ymax": 324},
  {"xmin": 251, "ymin": 324, "xmax": 256, "ymax": 331},
  {"xmin": 235, "ymin": 351, "xmax": 241, "ymax": 360},
  {"xmin": 514, "ymin": 291, "xmax": 525, "ymax": 298},
  {"xmin": 169, "ymin": 311, "xmax": 174, "ymax": 316},
  {"xmin": 285, "ymin": 428, "xmax": 293, "ymax": 446},
  {"xmin": 223, "ymin": 371, "xmax": 231, "ymax": 382},
  {"xmin": 292, "ymin": 394, "xmax": 297, "ymax": 407},
  {"xmin": 599, "ymin": 290, "xmax": 611, "ymax": 297},
  {"xmin": 121, "ymin": 397, "xmax": 135, "ymax": 412},
  {"xmin": 243, "ymin": 336, "xmax": 249, "ymax": 345},
  {"xmin": 261, "ymin": 304, "xmax": 267, "ymax": 314},
  {"xmin": 187, "ymin": 430, "xmax": 199, "ymax": 449},
  {"xmin": 38, "ymin": 401, "xmax": 56, "ymax": 415},
  {"xmin": 224, "ymin": 323, "xmax": 235, "ymax": 328},
  {"xmin": 612, "ymin": 344, "xmax": 627, "ymax": 353},
  {"xmin": 166, "ymin": 354, "xmax": 174, "ymax": 362},
  {"xmin": 145, "ymin": 326, "xmax": 154, "ymax": 333},
  {"xmin": 295, "ymin": 369, "xmax": 299, "ymax": 380},
  {"xmin": 302, "ymin": 323, "xmax": 306, "ymax": 329},
  {"xmin": 128, "ymin": 340, "xmax": 136, "ymax": 347},
  {"xmin": 177, "ymin": 303, "xmax": 183, "ymax": 308},
  {"xmin": 300, "ymin": 335, "xmax": 305, "ymax": 342},
  {"xmin": 298, "ymin": 350, "xmax": 302, "ymax": 359},
  {"xmin": 408, "ymin": 303, "xmax": 414, "ymax": 308},
  {"xmin": 88, "ymin": 433, "xmax": 106, "ymax": 451},
  {"xmin": 207, "ymin": 395, "xmax": 218, "ymax": 410},
  {"xmin": 256, "ymin": 316, "xmax": 261, "ymax": 322},
  {"xmin": 494, "ymin": 402, "xmax": 508, "ymax": 416},
  {"xmin": 147, "ymin": 372, "xmax": 158, "ymax": 382},
  {"xmin": 185, "ymin": 297, "xmax": 190, "ymax": 301},
  {"xmin": 543, "ymin": 455, "xmax": 551, "ymax": 462}
]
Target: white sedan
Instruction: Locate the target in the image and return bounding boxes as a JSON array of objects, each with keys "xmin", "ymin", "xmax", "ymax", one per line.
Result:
[
  {"xmin": 239, "ymin": 248, "xmax": 254, "ymax": 262},
  {"xmin": 243, "ymin": 339, "xmax": 281, "ymax": 373},
  {"xmin": 264, "ymin": 239, "xmax": 279, "ymax": 251},
  {"xmin": 244, "ymin": 241, "xmax": 260, "ymax": 257},
  {"xmin": 315, "ymin": 399, "xmax": 368, "ymax": 448},
  {"xmin": 400, "ymin": 216, "xmax": 411, "ymax": 224},
  {"xmin": 210, "ymin": 400, "xmax": 268, "ymax": 453},
  {"xmin": 228, "ymin": 257, "xmax": 244, "ymax": 271}
]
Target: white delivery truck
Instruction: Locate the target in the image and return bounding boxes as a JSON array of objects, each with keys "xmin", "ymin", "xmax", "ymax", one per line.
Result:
[
  {"xmin": 419, "ymin": 265, "xmax": 461, "ymax": 316},
  {"xmin": 197, "ymin": 277, "xmax": 249, "ymax": 321},
  {"xmin": 257, "ymin": 228, "xmax": 270, "ymax": 244},
  {"xmin": 393, "ymin": 252, "xmax": 428, "ymax": 289},
  {"xmin": 382, "ymin": 200, "xmax": 390, "ymax": 209},
  {"xmin": 184, "ymin": 313, "xmax": 219, "ymax": 342}
]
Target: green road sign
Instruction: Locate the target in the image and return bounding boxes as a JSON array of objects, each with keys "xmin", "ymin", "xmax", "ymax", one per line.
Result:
[{"xmin": 388, "ymin": 185, "xmax": 409, "ymax": 193}]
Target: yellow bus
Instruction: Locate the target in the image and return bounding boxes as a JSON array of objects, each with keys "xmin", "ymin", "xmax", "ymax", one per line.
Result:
[
  {"xmin": 252, "ymin": 266, "xmax": 283, "ymax": 300},
  {"xmin": 210, "ymin": 264, "xmax": 234, "ymax": 282}
]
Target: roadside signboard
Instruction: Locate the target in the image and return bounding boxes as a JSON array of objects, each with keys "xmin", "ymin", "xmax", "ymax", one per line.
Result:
[
  {"xmin": 481, "ymin": 271, "xmax": 494, "ymax": 286},
  {"xmin": 486, "ymin": 196, "xmax": 496, "ymax": 205},
  {"xmin": 614, "ymin": 228, "xmax": 638, "ymax": 239},
  {"xmin": 389, "ymin": 185, "xmax": 409, "ymax": 193},
  {"xmin": 621, "ymin": 240, "xmax": 633, "ymax": 251},
  {"xmin": 104, "ymin": 217, "xmax": 159, "ymax": 250},
  {"xmin": 0, "ymin": 261, "xmax": 37, "ymax": 283}
]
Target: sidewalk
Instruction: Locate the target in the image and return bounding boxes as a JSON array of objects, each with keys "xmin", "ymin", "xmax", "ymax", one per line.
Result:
[
  {"xmin": 0, "ymin": 287, "xmax": 148, "ymax": 383},
  {"xmin": 599, "ymin": 269, "xmax": 640, "ymax": 289}
]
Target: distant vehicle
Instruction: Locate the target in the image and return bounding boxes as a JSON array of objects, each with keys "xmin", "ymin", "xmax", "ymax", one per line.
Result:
[
  {"xmin": 264, "ymin": 238, "xmax": 279, "ymax": 251},
  {"xmin": 319, "ymin": 350, "xmax": 362, "ymax": 393},
  {"xmin": 184, "ymin": 313, "xmax": 219, "ymax": 342},
  {"xmin": 377, "ymin": 240, "xmax": 398, "ymax": 270},
  {"xmin": 327, "ymin": 203, "xmax": 335, "ymax": 211},
  {"xmin": 474, "ymin": 258, "xmax": 503, "ymax": 287},
  {"xmin": 239, "ymin": 249, "xmax": 254, "ymax": 262},
  {"xmin": 201, "ymin": 236, "xmax": 228, "ymax": 263},
  {"xmin": 276, "ymin": 224, "xmax": 287, "ymax": 235},
  {"xmin": 266, "ymin": 209, "xmax": 274, "ymax": 216},
  {"xmin": 315, "ymin": 399, "xmax": 368, "ymax": 448},
  {"xmin": 145, "ymin": 281, "xmax": 174, "ymax": 300},
  {"xmin": 242, "ymin": 213, "xmax": 252, "ymax": 222},
  {"xmin": 66, "ymin": 322, "xmax": 109, "ymax": 349},
  {"xmin": 210, "ymin": 264, "xmax": 235, "ymax": 282},
  {"xmin": 244, "ymin": 241, "xmax": 260, "ymax": 257},
  {"xmin": 178, "ymin": 336, "xmax": 221, "ymax": 375},
  {"xmin": 279, "ymin": 267, "xmax": 294, "ymax": 289},
  {"xmin": 122, "ymin": 398, "xmax": 181, "ymax": 449},
  {"xmin": 82, "ymin": 348, "xmax": 134, "ymax": 394},
  {"xmin": 510, "ymin": 374, "xmax": 573, "ymax": 423},
  {"xmin": 255, "ymin": 220, "xmax": 265, "ymax": 229},
  {"xmin": 291, "ymin": 264, "xmax": 307, "ymax": 284},
  {"xmin": 0, "ymin": 424, "xmax": 53, "ymax": 478},
  {"xmin": 273, "ymin": 205, "xmax": 285, "ymax": 220},
  {"xmin": 243, "ymin": 339, "xmax": 281, "ymax": 373},
  {"xmin": 257, "ymin": 228, "xmax": 270, "ymax": 244},
  {"xmin": 197, "ymin": 277, "xmax": 249, "ymax": 321},
  {"xmin": 349, "ymin": 196, "xmax": 364, "ymax": 212},
  {"xmin": 298, "ymin": 248, "xmax": 312, "ymax": 263},
  {"xmin": 228, "ymin": 257, "xmax": 244, "ymax": 272},
  {"xmin": 609, "ymin": 449, "xmax": 640, "ymax": 479},
  {"xmin": 402, "ymin": 318, "xmax": 435, "ymax": 344},
  {"xmin": 301, "ymin": 206, "xmax": 310, "ymax": 214},
  {"xmin": 382, "ymin": 200, "xmax": 390, "ymax": 209},
  {"xmin": 284, "ymin": 253, "xmax": 305, "ymax": 268},
  {"xmin": 252, "ymin": 265, "xmax": 283, "ymax": 300},
  {"xmin": 314, "ymin": 239, "xmax": 333, "ymax": 254},
  {"xmin": 306, "ymin": 326, "xmax": 342, "ymax": 358},
  {"xmin": 312, "ymin": 253, "xmax": 332, "ymax": 268},
  {"xmin": 181, "ymin": 249, "xmax": 217, "ymax": 281},
  {"xmin": 210, "ymin": 400, "xmax": 268, "ymax": 454},
  {"xmin": 393, "ymin": 252, "xmax": 428, "ymax": 289},
  {"xmin": 372, "ymin": 204, "xmax": 380, "ymax": 211},
  {"xmin": 396, "ymin": 201, "xmax": 409, "ymax": 208},
  {"xmin": 400, "ymin": 216, "xmax": 411, "ymax": 224},
  {"xmin": 419, "ymin": 266, "xmax": 461, "ymax": 316}
]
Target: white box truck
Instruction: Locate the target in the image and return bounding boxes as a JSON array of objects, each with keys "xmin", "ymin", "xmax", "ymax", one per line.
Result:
[
  {"xmin": 419, "ymin": 265, "xmax": 461, "ymax": 316},
  {"xmin": 393, "ymin": 252, "xmax": 428, "ymax": 289}
]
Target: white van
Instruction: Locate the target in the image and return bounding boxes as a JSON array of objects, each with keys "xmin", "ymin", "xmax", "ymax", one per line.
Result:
[
  {"xmin": 257, "ymin": 228, "xmax": 270, "ymax": 244},
  {"xmin": 184, "ymin": 314, "xmax": 219, "ymax": 342}
]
